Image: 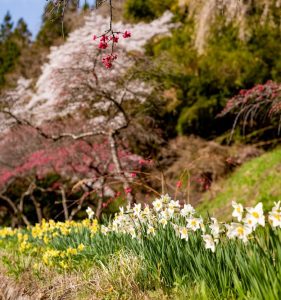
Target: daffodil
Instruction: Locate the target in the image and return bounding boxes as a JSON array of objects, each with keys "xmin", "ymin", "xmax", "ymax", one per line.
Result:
[
  {"xmin": 226, "ymin": 222, "xmax": 252, "ymax": 243},
  {"xmin": 179, "ymin": 227, "xmax": 189, "ymax": 241},
  {"xmin": 187, "ymin": 217, "xmax": 203, "ymax": 231},
  {"xmin": 142, "ymin": 206, "xmax": 150, "ymax": 215},
  {"xmin": 268, "ymin": 201, "xmax": 281, "ymax": 228},
  {"xmin": 101, "ymin": 225, "xmax": 110, "ymax": 235},
  {"xmin": 147, "ymin": 225, "xmax": 156, "ymax": 235},
  {"xmin": 159, "ymin": 217, "xmax": 168, "ymax": 228},
  {"xmin": 160, "ymin": 194, "xmax": 172, "ymax": 204},
  {"xmin": 180, "ymin": 204, "xmax": 195, "ymax": 217},
  {"xmin": 86, "ymin": 206, "xmax": 95, "ymax": 219},
  {"xmin": 232, "ymin": 201, "xmax": 244, "ymax": 222},
  {"xmin": 268, "ymin": 204, "xmax": 281, "ymax": 228},
  {"xmin": 269, "ymin": 212, "xmax": 281, "ymax": 227},
  {"xmin": 202, "ymin": 234, "xmax": 216, "ymax": 252},
  {"xmin": 66, "ymin": 247, "xmax": 78, "ymax": 255},
  {"xmin": 245, "ymin": 203, "xmax": 265, "ymax": 227},
  {"xmin": 152, "ymin": 198, "xmax": 163, "ymax": 212},
  {"xmin": 133, "ymin": 203, "xmax": 142, "ymax": 217},
  {"xmin": 78, "ymin": 243, "xmax": 85, "ymax": 251},
  {"xmin": 128, "ymin": 226, "xmax": 136, "ymax": 238},
  {"xmin": 209, "ymin": 217, "xmax": 221, "ymax": 238},
  {"xmin": 59, "ymin": 261, "xmax": 68, "ymax": 269},
  {"xmin": 242, "ymin": 215, "xmax": 256, "ymax": 228}
]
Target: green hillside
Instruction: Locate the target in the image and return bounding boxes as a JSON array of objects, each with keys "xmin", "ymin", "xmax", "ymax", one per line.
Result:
[{"xmin": 198, "ymin": 147, "xmax": 281, "ymax": 219}]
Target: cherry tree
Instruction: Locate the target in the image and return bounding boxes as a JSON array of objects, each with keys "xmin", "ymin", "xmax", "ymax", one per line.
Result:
[
  {"xmin": 0, "ymin": 3, "xmax": 173, "ymax": 225},
  {"xmin": 0, "ymin": 123, "xmax": 143, "ymax": 224}
]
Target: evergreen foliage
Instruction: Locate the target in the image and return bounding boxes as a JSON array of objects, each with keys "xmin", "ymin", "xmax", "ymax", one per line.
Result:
[
  {"xmin": 35, "ymin": 2, "xmax": 71, "ymax": 47},
  {"xmin": 124, "ymin": 0, "xmax": 176, "ymax": 22},
  {"xmin": 0, "ymin": 12, "xmax": 30, "ymax": 86}
]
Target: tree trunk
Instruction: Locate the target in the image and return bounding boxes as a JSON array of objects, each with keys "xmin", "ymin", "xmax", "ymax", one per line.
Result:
[
  {"xmin": 30, "ymin": 194, "xmax": 43, "ymax": 224},
  {"xmin": 108, "ymin": 133, "xmax": 135, "ymax": 206},
  {"xmin": 60, "ymin": 187, "xmax": 69, "ymax": 221}
]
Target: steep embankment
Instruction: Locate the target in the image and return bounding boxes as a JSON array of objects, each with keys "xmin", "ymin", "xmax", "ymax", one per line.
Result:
[{"xmin": 198, "ymin": 147, "xmax": 281, "ymax": 219}]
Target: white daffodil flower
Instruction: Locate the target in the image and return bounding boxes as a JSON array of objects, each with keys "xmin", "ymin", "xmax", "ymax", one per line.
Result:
[
  {"xmin": 246, "ymin": 203, "xmax": 265, "ymax": 227},
  {"xmin": 226, "ymin": 222, "xmax": 252, "ymax": 243},
  {"xmin": 167, "ymin": 208, "xmax": 175, "ymax": 218},
  {"xmin": 101, "ymin": 225, "xmax": 109, "ymax": 235},
  {"xmin": 128, "ymin": 226, "xmax": 136, "ymax": 238},
  {"xmin": 159, "ymin": 218, "xmax": 168, "ymax": 228},
  {"xmin": 86, "ymin": 207, "xmax": 95, "ymax": 219},
  {"xmin": 160, "ymin": 194, "xmax": 172, "ymax": 204},
  {"xmin": 112, "ymin": 221, "xmax": 119, "ymax": 233},
  {"xmin": 187, "ymin": 217, "xmax": 203, "ymax": 231},
  {"xmin": 142, "ymin": 206, "xmax": 150, "ymax": 215},
  {"xmin": 232, "ymin": 201, "xmax": 244, "ymax": 222},
  {"xmin": 147, "ymin": 225, "xmax": 156, "ymax": 235},
  {"xmin": 200, "ymin": 222, "xmax": 206, "ymax": 233},
  {"xmin": 242, "ymin": 215, "xmax": 256, "ymax": 229},
  {"xmin": 209, "ymin": 217, "xmax": 221, "ymax": 238},
  {"xmin": 169, "ymin": 200, "xmax": 180, "ymax": 208},
  {"xmin": 202, "ymin": 234, "xmax": 216, "ymax": 252},
  {"xmin": 268, "ymin": 211, "xmax": 281, "ymax": 228},
  {"xmin": 180, "ymin": 204, "xmax": 195, "ymax": 217},
  {"xmin": 133, "ymin": 203, "xmax": 142, "ymax": 217},
  {"xmin": 152, "ymin": 198, "xmax": 163, "ymax": 212},
  {"xmin": 167, "ymin": 200, "xmax": 179, "ymax": 217},
  {"xmin": 179, "ymin": 227, "xmax": 189, "ymax": 241},
  {"xmin": 160, "ymin": 208, "xmax": 170, "ymax": 220}
]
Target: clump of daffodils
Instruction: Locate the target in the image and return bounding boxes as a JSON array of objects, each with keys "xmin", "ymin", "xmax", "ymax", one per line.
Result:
[
  {"xmin": 0, "ymin": 218, "xmax": 98, "ymax": 270},
  {"xmin": 98, "ymin": 195, "xmax": 281, "ymax": 253}
]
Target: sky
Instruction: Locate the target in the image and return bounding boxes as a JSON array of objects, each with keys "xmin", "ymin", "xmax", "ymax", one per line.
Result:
[
  {"xmin": 0, "ymin": 0, "xmax": 96, "ymax": 39},
  {"xmin": 0, "ymin": 0, "xmax": 46, "ymax": 38}
]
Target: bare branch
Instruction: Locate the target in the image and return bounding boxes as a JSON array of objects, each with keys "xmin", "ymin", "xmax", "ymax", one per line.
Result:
[{"xmin": 60, "ymin": 186, "xmax": 69, "ymax": 220}]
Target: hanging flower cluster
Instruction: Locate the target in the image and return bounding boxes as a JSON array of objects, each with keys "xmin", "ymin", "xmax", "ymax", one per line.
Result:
[
  {"xmin": 93, "ymin": 195, "xmax": 281, "ymax": 253},
  {"xmin": 93, "ymin": 30, "xmax": 131, "ymax": 69},
  {"xmin": 219, "ymin": 81, "xmax": 281, "ymax": 118}
]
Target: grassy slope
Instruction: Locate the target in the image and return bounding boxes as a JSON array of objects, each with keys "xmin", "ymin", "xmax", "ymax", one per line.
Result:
[{"xmin": 197, "ymin": 147, "xmax": 281, "ymax": 219}]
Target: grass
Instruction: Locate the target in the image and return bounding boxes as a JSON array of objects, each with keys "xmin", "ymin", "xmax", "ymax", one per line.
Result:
[
  {"xmin": 1, "ymin": 225, "xmax": 281, "ymax": 299},
  {"xmin": 197, "ymin": 147, "xmax": 281, "ymax": 219},
  {"xmin": 1, "ymin": 199, "xmax": 281, "ymax": 299}
]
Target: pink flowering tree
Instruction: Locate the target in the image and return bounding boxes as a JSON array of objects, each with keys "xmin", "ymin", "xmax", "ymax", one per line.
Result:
[
  {"xmin": 220, "ymin": 81, "xmax": 281, "ymax": 141},
  {"xmin": 0, "ymin": 124, "xmax": 143, "ymax": 225}
]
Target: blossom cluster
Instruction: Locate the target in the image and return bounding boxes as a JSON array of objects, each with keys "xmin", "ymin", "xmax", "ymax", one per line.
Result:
[
  {"xmin": 95, "ymin": 195, "xmax": 281, "ymax": 253},
  {"xmin": 93, "ymin": 31, "xmax": 131, "ymax": 69},
  {"xmin": 2, "ymin": 13, "xmax": 173, "ymax": 124},
  {"xmin": 220, "ymin": 80, "xmax": 281, "ymax": 117}
]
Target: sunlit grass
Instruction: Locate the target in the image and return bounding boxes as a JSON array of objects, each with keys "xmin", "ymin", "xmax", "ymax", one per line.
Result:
[{"xmin": 198, "ymin": 147, "xmax": 281, "ymax": 219}]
